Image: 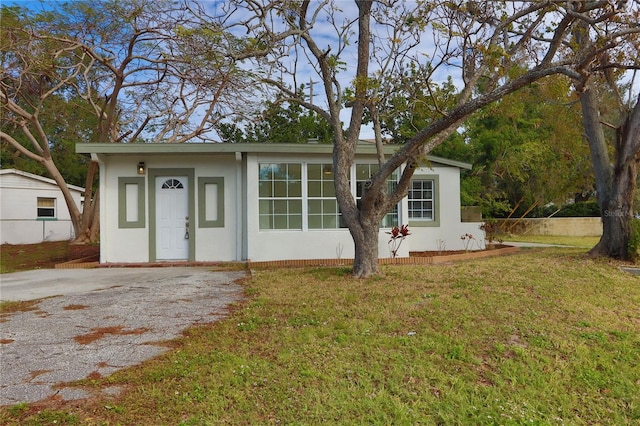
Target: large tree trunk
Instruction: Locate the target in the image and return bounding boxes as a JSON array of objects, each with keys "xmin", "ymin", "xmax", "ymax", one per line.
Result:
[
  {"xmin": 350, "ymin": 218, "xmax": 381, "ymax": 278},
  {"xmin": 580, "ymin": 86, "xmax": 640, "ymax": 260},
  {"xmin": 590, "ymin": 161, "xmax": 637, "ymax": 259},
  {"xmin": 74, "ymin": 160, "xmax": 100, "ymax": 243}
]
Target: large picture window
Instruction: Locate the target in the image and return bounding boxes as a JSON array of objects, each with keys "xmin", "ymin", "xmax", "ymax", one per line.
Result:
[
  {"xmin": 258, "ymin": 163, "xmax": 302, "ymax": 230},
  {"xmin": 258, "ymin": 162, "xmax": 401, "ymax": 231}
]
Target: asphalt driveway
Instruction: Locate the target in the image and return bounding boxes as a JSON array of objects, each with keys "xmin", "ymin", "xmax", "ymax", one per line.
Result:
[{"xmin": 0, "ymin": 267, "xmax": 245, "ymax": 406}]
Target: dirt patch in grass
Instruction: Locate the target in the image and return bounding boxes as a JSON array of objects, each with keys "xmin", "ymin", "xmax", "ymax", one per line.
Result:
[{"xmin": 410, "ymin": 244, "xmax": 510, "ymax": 257}]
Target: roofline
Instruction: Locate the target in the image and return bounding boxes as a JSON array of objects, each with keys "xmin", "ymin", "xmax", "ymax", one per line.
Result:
[
  {"xmin": 0, "ymin": 168, "xmax": 85, "ymax": 192},
  {"xmin": 76, "ymin": 142, "xmax": 472, "ymax": 170}
]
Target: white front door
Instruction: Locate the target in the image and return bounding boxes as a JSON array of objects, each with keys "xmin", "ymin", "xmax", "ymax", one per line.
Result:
[{"xmin": 156, "ymin": 177, "xmax": 189, "ymax": 260}]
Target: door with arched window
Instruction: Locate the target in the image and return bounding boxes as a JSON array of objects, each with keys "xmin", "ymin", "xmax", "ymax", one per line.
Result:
[{"xmin": 156, "ymin": 176, "xmax": 189, "ymax": 260}]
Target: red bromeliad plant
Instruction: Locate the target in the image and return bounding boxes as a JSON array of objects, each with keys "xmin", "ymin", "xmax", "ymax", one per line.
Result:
[{"xmin": 387, "ymin": 225, "xmax": 411, "ymax": 258}]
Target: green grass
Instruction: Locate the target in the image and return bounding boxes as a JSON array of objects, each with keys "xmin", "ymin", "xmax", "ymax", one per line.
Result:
[
  {"xmin": 502, "ymin": 234, "xmax": 601, "ymax": 248},
  {"xmin": 1, "ymin": 247, "xmax": 639, "ymax": 425},
  {"xmin": 0, "ymin": 241, "xmax": 69, "ymax": 273}
]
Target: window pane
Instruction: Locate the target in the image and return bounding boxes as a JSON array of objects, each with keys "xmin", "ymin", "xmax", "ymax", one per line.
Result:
[
  {"xmin": 289, "ymin": 214, "xmax": 302, "ymax": 230},
  {"xmin": 323, "ymin": 181, "xmax": 335, "ymax": 197},
  {"xmin": 274, "ymin": 215, "xmax": 288, "ymax": 229},
  {"xmin": 308, "ymin": 164, "xmax": 321, "ymax": 180},
  {"xmin": 273, "ymin": 200, "xmax": 288, "ymax": 214},
  {"xmin": 289, "ymin": 200, "xmax": 302, "ymax": 214},
  {"xmin": 273, "ymin": 181, "xmax": 287, "ymax": 197},
  {"xmin": 259, "ymin": 215, "xmax": 272, "ymax": 229},
  {"xmin": 356, "ymin": 164, "xmax": 370, "ymax": 180},
  {"xmin": 259, "ymin": 200, "xmax": 272, "ymax": 214},
  {"xmin": 308, "ymin": 181, "xmax": 321, "ymax": 197},
  {"xmin": 308, "ymin": 215, "xmax": 322, "ymax": 229},
  {"xmin": 288, "ymin": 164, "xmax": 302, "ymax": 179},
  {"xmin": 259, "ymin": 164, "xmax": 274, "ymax": 180},
  {"xmin": 289, "ymin": 180, "xmax": 302, "ymax": 197},
  {"xmin": 323, "ymin": 199, "xmax": 337, "ymax": 213},
  {"xmin": 259, "ymin": 182, "xmax": 272, "ymax": 197},
  {"xmin": 324, "ymin": 215, "xmax": 337, "ymax": 229},
  {"xmin": 37, "ymin": 198, "xmax": 55, "ymax": 208},
  {"xmin": 308, "ymin": 200, "xmax": 321, "ymax": 214}
]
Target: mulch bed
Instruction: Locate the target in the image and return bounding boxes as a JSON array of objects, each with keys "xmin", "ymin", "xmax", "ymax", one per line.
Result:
[{"xmin": 410, "ymin": 244, "xmax": 509, "ymax": 258}]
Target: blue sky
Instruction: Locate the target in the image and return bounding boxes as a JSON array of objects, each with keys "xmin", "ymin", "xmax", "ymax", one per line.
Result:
[{"xmin": 4, "ymin": 0, "xmax": 638, "ymax": 141}]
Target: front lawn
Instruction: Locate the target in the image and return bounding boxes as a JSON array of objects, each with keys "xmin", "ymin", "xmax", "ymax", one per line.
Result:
[
  {"xmin": 501, "ymin": 234, "xmax": 601, "ymax": 249},
  {"xmin": 1, "ymin": 247, "xmax": 638, "ymax": 425}
]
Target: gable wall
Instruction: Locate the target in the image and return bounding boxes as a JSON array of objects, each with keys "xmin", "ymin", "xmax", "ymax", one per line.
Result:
[
  {"xmin": 0, "ymin": 173, "xmax": 83, "ymax": 244},
  {"xmin": 409, "ymin": 166, "xmax": 484, "ymax": 252}
]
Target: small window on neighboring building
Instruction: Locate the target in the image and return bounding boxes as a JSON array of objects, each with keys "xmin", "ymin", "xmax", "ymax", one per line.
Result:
[{"xmin": 37, "ymin": 197, "xmax": 56, "ymax": 219}]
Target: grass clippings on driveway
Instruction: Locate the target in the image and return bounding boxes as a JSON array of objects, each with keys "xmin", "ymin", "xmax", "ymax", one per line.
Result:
[{"xmin": 1, "ymin": 247, "xmax": 639, "ymax": 425}]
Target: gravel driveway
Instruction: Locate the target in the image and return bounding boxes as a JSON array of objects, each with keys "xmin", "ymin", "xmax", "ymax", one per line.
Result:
[{"xmin": 0, "ymin": 268, "xmax": 245, "ymax": 406}]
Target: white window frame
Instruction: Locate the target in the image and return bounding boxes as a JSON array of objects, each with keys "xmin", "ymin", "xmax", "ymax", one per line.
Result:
[
  {"xmin": 408, "ymin": 174, "xmax": 440, "ymax": 227},
  {"xmin": 257, "ymin": 162, "xmax": 401, "ymax": 231},
  {"xmin": 37, "ymin": 197, "xmax": 56, "ymax": 219},
  {"xmin": 258, "ymin": 163, "xmax": 303, "ymax": 230}
]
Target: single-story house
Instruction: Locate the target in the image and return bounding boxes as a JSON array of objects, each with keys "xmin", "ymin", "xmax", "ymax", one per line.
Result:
[
  {"xmin": 76, "ymin": 142, "xmax": 483, "ymax": 264},
  {"xmin": 0, "ymin": 169, "xmax": 84, "ymax": 245}
]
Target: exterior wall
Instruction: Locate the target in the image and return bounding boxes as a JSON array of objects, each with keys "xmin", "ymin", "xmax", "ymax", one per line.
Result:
[
  {"xmin": 244, "ymin": 154, "xmax": 477, "ymax": 261},
  {"xmin": 0, "ymin": 171, "xmax": 83, "ymax": 244},
  {"xmin": 95, "ymin": 149, "xmax": 476, "ymax": 263},
  {"xmin": 496, "ymin": 217, "xmax": 602, "ymax": 237},
  {"xmin": 407, "ymin": 166, "xmax": 485, "ymax": 252},
  {"xmin": 244, "ymin": 152, "xmax": 410, "ymax": 261},
  {"xmin": 97, "ymin": 154, "xmax": 239, "ymax": 263}
]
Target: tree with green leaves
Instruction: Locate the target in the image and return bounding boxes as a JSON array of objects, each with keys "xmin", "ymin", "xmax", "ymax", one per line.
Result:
[
  {"xmin": 558, "ymin": 1, "xmax": 640, "ymax": 261},
  {"xmin": 217, "ymin": 95, "xmax": 334, "ymax": 144},
  {"xmin": 188, "ymin": 0, "xmax": 638, "ymax": 277},
  {"xmin": 461, "ymin": 78, "xmax": 593, "ymax": 218}
]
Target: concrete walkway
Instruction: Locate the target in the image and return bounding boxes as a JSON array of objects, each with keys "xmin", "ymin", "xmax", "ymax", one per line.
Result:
[{"xmin": 0, "ymin": 268, "xmax": 245, "ymax": 406}]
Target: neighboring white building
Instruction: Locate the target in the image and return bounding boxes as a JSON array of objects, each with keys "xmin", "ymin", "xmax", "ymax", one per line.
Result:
[
  {"xmin": 0, "ymin": 169, "xmax": 84, "ymax": 245},
  {"xmin": 77, "ymin": 142, "xmax": 482, "ymax": 264}
]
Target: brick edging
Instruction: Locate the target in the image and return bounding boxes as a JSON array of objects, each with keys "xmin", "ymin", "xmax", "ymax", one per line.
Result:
[{"xmin": 247, "ymin": 246, "xmax": 519, "ymax": 269}]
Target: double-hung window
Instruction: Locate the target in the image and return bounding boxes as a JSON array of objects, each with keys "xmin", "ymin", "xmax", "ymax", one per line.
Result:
[
  {"xmin": 258, "ymin": 163, "xmax": 302, "ymax": 230},
  {"xmin": 408, "ymin": 178, "xmax": 435, "ymax": 221}
]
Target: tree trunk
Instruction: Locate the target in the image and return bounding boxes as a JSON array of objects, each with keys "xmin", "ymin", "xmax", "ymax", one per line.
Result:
[
  {"xmin": 590, "ymin": 162, "xmax": 636, "ymax": 259},
  {"xmin": 350, "ymin": 218, "xmax": 381, "ymax": 278},
  {"xmin": 74, "ymin": 160, "xmax": 100, "ymax": 243},
  {"xmin": 580, "ymin": 86, "xmax": 640, "ymax": 260}
]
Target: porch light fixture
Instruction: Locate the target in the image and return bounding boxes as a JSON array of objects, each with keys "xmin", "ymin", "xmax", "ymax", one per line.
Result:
[
  {"xmin": 137, "ymin": 162, "xmax": 145, "ymax": 175},
  {"xmin": 323, "ymin": 164, "xmax": 333, "ymax": 175}
]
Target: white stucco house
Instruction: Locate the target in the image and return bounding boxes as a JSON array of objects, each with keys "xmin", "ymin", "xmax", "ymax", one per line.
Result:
[
  {"xmin": 76, "ymin": 142, "xmax": 482, "ymax": 264},
  {"xmin": 0, "ymin": 169, "xmax": 84, "ymax": 245}
]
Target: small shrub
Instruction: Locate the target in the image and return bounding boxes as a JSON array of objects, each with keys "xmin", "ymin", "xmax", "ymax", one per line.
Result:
[
  {"xmin": 387, "ymin": 225, "xmax": 410, "ymax": 258},
  {"xmin": 628, "ymin": 218, "xmax": 640, "ymax": 262}
]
